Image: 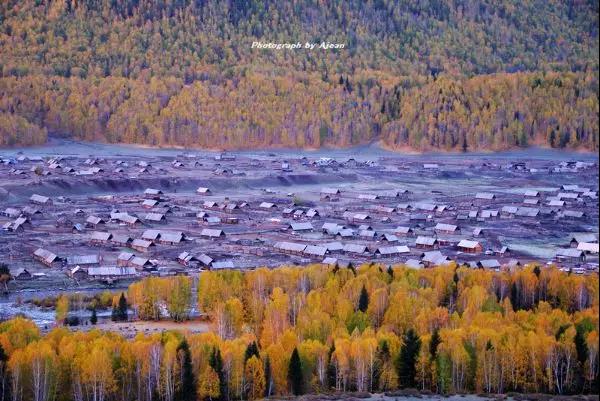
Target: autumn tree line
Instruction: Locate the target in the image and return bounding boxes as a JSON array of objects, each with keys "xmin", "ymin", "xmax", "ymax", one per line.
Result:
[
  {"xmin": 0, "ymin": 264, "xmax": 597, "ymax": 401},
  {"xmin": 0, "ymin": 0, "xmax": 598, "ymax": 151},
  {"xmin": 0, "ymin": 71, "xmax": 597, "ymax": 151}
]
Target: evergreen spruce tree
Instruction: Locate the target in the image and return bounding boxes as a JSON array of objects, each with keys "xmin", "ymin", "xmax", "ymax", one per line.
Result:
[
  {"xmin": 397, "ymin": 329, "xmax": 421, "ymax": 388},
  {"xmin": 0, "ymin": 344, "xmax": 9, "ymax": 401},
  {"xmin": 358, "ymin": 285, "xmax": 369, "ymax": 312},
  {"xmin": 326, "ymin": 344, "xmax": 337, "ymax": 389},
  {"xmin": 288, "ymin": 347, "xmax": 304, "ymax": 395},
  {"xmin": 118, "ymin": 292, "xmax": 128, "ymax": 321},
  {"xmin": 244, "ymin": 341, "xmax": 260, "ymax": 364},
  {"xmin": 175, "ymin": 339, "xmax": 195, "ymax": 401},
  {"xmin": 429, "ymin": 328, "xmax": 441, "ymax": 361},
  {"xmin": 209, "ymin": 347, "xmax": 226, "ymax": 400},
  {"xmin": 90, "ymin": 307, "xmax": 97, "ymax": 325},
  {"xmin": 264, "ymin": 355, "xmax": 273, "ymax": 397}
]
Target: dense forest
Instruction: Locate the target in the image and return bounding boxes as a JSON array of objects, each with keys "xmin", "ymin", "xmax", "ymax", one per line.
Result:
[
  {"xmin": 0, "ymin": 0, "xmax": 598, "ymax": 150},
  {"xmin": 0, "ymin": 264, "xmax": 598, "ymax": 401}
]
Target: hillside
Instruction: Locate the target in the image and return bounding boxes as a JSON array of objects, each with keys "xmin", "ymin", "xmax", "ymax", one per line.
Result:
[{"xmin": 0, "ymin": 0, "xmax": 598, "ymax": 150}]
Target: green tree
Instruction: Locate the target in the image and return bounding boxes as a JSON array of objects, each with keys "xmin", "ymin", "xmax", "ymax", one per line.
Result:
[
  {"xmin": 244, "ymin": 341, "xmax": 260, "ymax": 364},
  {"xmin": 176, "ymin": 339, "xmax": 195, "ymax": 401},
  {"xmin": 264, "ymin": 356, "xmax": 273, "ymax": 397},
  {"xmin": 90, "ymin": 307, "xmax": 98, "ymax": 325},
  {"xmin": 358, "ymin": 285, "xmax": 369, "ymax": 312},
  {"xmin": 397, "ymin": 329, "xmax": 421, "ymax": 388},
  {"xmin": 429, "ymin": 329, "xmax": 441, "ymax": 360},
  {"xmin": 288, "ymin": 347, "xmax": 304, "ymax": 395},
  {"xmin": 209, "ymin": 347, "xmax": 226, "ymax": 400}
]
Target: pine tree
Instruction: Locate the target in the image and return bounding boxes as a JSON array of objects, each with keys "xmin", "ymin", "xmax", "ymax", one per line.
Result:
[
  {"xmin": 209, "ymin": 347, "xmax": 226, "ymax": 400},
  {"xmin": 0, "ymin": 344, "xmax": 9, "ymax": 401},
  {"xmin": 288, "ymin": 347, "xmax": 304, "ymax": 395},
  {"xmin": 90, "ymin": 307, "xmax": 97, "ymax": 325},
  {"xmin": 244, "ymin": 341, "xmax": 260, "ymax": 364},
  {"xmin": 358, "ymin": 285, "xmax": 369, "ymax": 312},
  {"xmin": 429, "ymin": 329, "xmax": 441, "ymax": 361},
  {"xmin": 326, "ymin": 344, "xmax": 337, "ymax": 389},
  {"xmin": 118, "ymin": 292, "xmax": 128, "ymax": 321},
  {"xmin": 397, "ymin": 329, "xmax": 421, "ymax": 388},
  {"xmin": 264, "ymin": 356, "xmax": 273, "ymax": 397},
  {"xmin": 175, "ymin": 339, "xmax": 195, "ymax": 401}
]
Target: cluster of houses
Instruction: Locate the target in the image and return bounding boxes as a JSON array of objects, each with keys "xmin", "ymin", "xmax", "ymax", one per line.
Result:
[{"xmin": 1, "ymin": 153, "xmax": 598, "ymax": 283}]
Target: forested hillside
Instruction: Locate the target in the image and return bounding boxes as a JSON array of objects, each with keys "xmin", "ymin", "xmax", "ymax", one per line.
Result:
[{"xmin": 0, "ymin": 0, "xmax": 598, "ymax": 150}]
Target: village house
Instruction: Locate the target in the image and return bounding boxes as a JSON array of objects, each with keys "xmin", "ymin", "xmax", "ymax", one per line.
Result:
[
  {"xmin": 111, "ymin": 234, "xmax": 133, "ymax": 247},
  {"xmin": 320, "ymin": 187, "xmax": 341, "ymax": 201},
  {"xmin": 30, "ymin": 194, "xmax": 51, "ymax": 205},
  {"xmin": 69, "ymin": 266, "xmax": 88, "ymax": 281},
  {"xmin": 178, "ymin": 251, "xmax": 199, "ymax": 267},
  {"xmin": 2, "ymin": 208, "xmax": 21, "ymax": 218},
  {"xmin": 89, "ymin": 231, "xmax": 112, "ymax": 244},
  {"xmin": 142, "ymin": 199, "xmax": 159, "ymax": 209},
  {"xmin": 457, "ymin": 239, "xmax": 483, "ymax": 253},
  {"xmin": 12, "ymin": 268, "xmax": 33, "ymax": 280},
  {"xmin": 158, "ymin": 231, "xmax": 186, "ymax": 245},
  {"xmin": 289, "ymin": 222, "xmax": 314, "ymax": 232},
  {"xmin": 415, "ymin": 236, "xmax": 438, "ymax": 250},
  {"xmin": 66, "ymin": 255, "xmax": 101, "ymax": 267},
  {"xmin": 196, "ymin": 187, "xmax": 211, "ymax": 195},
  {"xmin": 87, "ymin": 266, "xmax": 137, "ymax": 279},
  {"xmin": 375, "ymin": 245, "xmax": 410, "ymax": 257},
  {"xmin": 381, "ymin": 234, "xmax": 399, "ymax": 243},
  {"xmin": 144, "ymin": 188, "xmax": 163, "ymax": 200},
  {"xmin": 259, "ymin": 202, "xmax": 277, "ymax": 210},
  {"xmin": 570, "ymin": 233, "xmax": 598, "ymax": 247},
  {"xmin": 434, "ymin": 223, "xmax": 459, "ymax": 234},
  {"xmin": 33, "ymin": 248, "xmax": 61, "ymax": 267},
  {"xmin": 274, "ymin": 242, "xmax": 306, "ymax": 255},
  {"xmin": 555, "ymin": 248, "xmax": 586, "ymax": 262},
  {"xmin": 421, "ymin": 251, "xmax": 450, "ymax": 267},
  {"xmin": 130, "ymin": 257, "xmax": 154, "ymax": 271},
  {"xmin": 343, "ymin": 243, "xmax": 368, "ymax": 255},
  {"xmin": 131, "ymin": 239, "xmax": 155, "ymax": 253},
  {"xmin": 577, "ymin": 242, "xmax": 599, "ymax": 254},
  {"xmin": 303, "ymin": 245, "xmax": 328, "ymax": 258},
  {"xmin": 323, "ymin": 242, "xmax": 344, "ymax": 253},
  {"xmin": 140, "ymin": 231, "xmax": 161, "ymax": 244},
  {"xmin": 306, "ymin": 209, "xmax": 320, "ymax": 218},
  {"xmin": 144, "ymin": 213, "xmax": 167, "ymax": 223},
  {"xmin": 200, "ymin": 228, "xmax": 226, "ymax": 239},
  {"xmin": 395, "ymin": 226, "xmax": 414, "ymax": 236},
  {"xmin": 117, "ymin": 252, "xmax": 135, "ymax": 267},
  {"xmin": 478, "ymin": 259, "xmax": 501, "ymax": 269}
]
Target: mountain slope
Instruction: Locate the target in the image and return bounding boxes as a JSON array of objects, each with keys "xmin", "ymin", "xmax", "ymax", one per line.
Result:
[{"xmin": 0, "ymin": 0, "xmax": 598, "ymax": 150}]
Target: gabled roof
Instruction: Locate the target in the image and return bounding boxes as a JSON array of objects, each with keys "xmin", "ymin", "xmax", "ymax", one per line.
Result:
[
  {"xmin": 435, "ymin": 223, "xmax": 458, "ymax": 232},
  {"xmin": 200, "ymin": 228, "xmax": 225, "ymax": 238},
  {"xmin": 304, "ymin": 245, "xmax": 328, "ymax": 257},
  {"xmin": 33, "ymin": 248, "xmax": 59, "ymax": 264},
  {"xmin": 131, "ymin": 239, "xmax": 153, "ymax": 249},
  {"xmin": 142, "ymin": 229, "xmax": 162, "ymax": 241},
  {"xmin": 160, "ymin": 231, "xmax": 185, "ymax": 243},
  {"xmin": 457, "ymin": 239, "xmax": 481, "ymax": 249},
  {"xmin": 577, "ymin": 242, "xmax": 599, "ymax": 253},
  {"xmin": 274, "ymin": 242, "xmax": 306, "ymax": 252},
  {"xmin": 556, "ymin": 248, "xmax": 584, "ymax": 258},
  {"xmin": 90, "ymin": 231, "xmax": 112, "ymax": 241},
  {"xmin": 416, "ymin": 236, "xmax": 437, "ymax": 246},
  {"xmin": 343, "ymin": 244, "xmax": 368, "ymax": 254},
  {"xmin": 376, "ymin": 245, "xmax": 410, "ymax": 255},
  {"xmin": 475, "ymin": 193, "xmax": 496, "ymax": 200},
  {"xmin": 290, "ymin": 222, "xmax": 314, "ymax": 231},
  {"xmin": 66, "ymin": 255, "xmax": 101, "ymax": 266}
]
